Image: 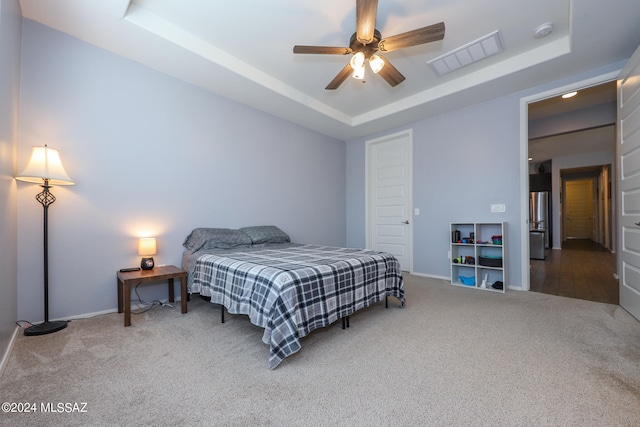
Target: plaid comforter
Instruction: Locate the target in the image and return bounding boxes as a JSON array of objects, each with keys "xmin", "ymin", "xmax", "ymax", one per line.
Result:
[{"xmin": 191, "ymin": 244, "xmax": 405, "ymax": 369}]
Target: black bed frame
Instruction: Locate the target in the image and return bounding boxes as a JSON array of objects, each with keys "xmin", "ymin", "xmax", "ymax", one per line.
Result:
[{"xmin": 214, "ymin": 295, "xmax": 389, "ymax": 329}]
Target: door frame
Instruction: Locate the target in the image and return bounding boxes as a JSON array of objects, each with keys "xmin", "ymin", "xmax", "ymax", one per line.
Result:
[
  {"xmin": 519, "ymin": 70, "xmax": 620, "ymax": 291},
  {"xmin": 365, "ymin": 129, "xmax": 413, "ymax": 273}
]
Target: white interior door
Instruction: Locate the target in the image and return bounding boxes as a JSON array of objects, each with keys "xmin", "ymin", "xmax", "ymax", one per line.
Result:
[
  {"xmin": 617, "ymin": 44, "xmax": 640, "ymax": 321},
  {"xmin": 564, "ymin": 179, "xmax": 595, "ymax": 239},
  {"xmin": 366, "ymin": 130, "xmax": 412, "ymax": 272}
]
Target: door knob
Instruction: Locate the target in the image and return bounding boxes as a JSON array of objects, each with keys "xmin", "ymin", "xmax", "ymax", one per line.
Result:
[
  {"xmin": 401, "ymin": 220, "xmax": 409, "ymax": 224},
  {"xmin": 635, "ymin": 222, "xmax": 640, "ymax": 226}
]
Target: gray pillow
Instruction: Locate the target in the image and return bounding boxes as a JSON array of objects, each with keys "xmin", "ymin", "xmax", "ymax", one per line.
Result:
[
  {"xmin": 183, "ymin": 228, "xmax": 252, "ymax": 251},
  {"xmin": 239, "ymin": 225, "xmax": 290, "ymax": 245}
]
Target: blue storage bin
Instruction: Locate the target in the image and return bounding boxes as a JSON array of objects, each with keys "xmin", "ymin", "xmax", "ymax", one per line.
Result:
[{"xmin": 459, "ymin": 276, "xmax": 475, "ymax": 286}]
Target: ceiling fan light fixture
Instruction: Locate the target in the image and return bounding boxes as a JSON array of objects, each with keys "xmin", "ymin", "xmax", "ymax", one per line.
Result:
[
  {"xmin": 369, "ymin": 54, "xmax": 385, "ymax": 73},
  {"xmin": 293, "ymin": 0, "xmax": 445, "ymax": 89},
  {"xmin": 350, "ymin": 51, "xmax": 365, "ymax": 69},
  {"xmin": 352, "ymin": 64, "xmax": 366, "ymax": 80}
]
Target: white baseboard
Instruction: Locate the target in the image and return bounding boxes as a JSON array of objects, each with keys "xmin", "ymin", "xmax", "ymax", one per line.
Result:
[
  {"xmin": 60, "ymin": 308, "xmax": 118, "ymax": 321},
  {"xmin": 0, "ymin": 326, "xmax": 19, "ymax": 379},
  {"xmin": 45, "ymin": 297, "xmax": 186, "ymax": 323},
  {"xmin": 409, "ymin": 271, "xmax": 450, "ymax": 281}
]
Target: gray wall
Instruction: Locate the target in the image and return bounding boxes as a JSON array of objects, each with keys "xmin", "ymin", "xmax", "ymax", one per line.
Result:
[
  {"xmin": 529, "ymin": 103, "xmax": 616, "ymax": 140},
  {"xmin": 346, "ymin": 96, "xmax": 521, "ymax": 285},
  {"xmin": 17, "ymin": 20, "xmax": 346, "ymax": 322},
  {"xmin": 346, "ymin": 63, "xmax": 625, "ymax": 289},
  {"xmin": 0, "ymin": 0, "xmax": 21, "ymax": 367}
]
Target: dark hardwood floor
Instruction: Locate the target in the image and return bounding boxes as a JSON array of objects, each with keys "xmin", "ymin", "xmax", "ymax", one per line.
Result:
[{"xmin": 529, "ymin": 239, "xmax": 619, "ymax": 304}]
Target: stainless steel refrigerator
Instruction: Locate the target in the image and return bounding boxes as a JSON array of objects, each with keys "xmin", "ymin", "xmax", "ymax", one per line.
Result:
[{"xmin": 530, "ymin": 191, "xmax": 550, "ymax": 257}]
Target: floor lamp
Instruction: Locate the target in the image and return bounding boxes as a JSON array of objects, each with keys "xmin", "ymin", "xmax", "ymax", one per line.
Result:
[{"xmin": 16, "ymin": 145, "xmax": 75, "ymax": 336}]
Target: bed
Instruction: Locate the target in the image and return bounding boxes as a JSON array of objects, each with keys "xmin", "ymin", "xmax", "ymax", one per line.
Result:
[{"xmin": 182, "ymin": 226, "xmax": 405, "ymax": 369}]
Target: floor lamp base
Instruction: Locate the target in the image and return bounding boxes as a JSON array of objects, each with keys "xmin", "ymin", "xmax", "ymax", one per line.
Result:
[{"xmin": 24, "ymin": 320, "xmax": 68, "ymax": 336}]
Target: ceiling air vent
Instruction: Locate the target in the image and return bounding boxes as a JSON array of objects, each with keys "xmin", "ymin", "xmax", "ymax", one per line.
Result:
[{"xmin": 427, "ymin": 30, "xmax": 504, "ymax": 77}]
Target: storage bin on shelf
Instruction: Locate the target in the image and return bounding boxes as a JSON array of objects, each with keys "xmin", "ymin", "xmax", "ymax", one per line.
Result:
[
  {"xmin": 459, "ymin": 276, "xmax": 475, "ymax": 286},
  {"xmin": 479, "ymin": 256, "xmax": 502, "ymax": 268}
]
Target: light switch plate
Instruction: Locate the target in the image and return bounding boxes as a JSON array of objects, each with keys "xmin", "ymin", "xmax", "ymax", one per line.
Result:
[{"xmin": 491, "ymin": 203, "xmax": 506, "ymax": 213}]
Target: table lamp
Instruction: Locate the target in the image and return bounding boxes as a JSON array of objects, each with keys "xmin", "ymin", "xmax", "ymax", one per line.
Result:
[{"xmin": 138, "ymin": 237, "xmax": 156, "ymax": 270}]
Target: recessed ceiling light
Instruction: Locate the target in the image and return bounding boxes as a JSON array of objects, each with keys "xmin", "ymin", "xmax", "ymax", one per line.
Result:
[
  {"xmin": 534, "ymin": 23, "xmax": 553, "ymax": 38},
  {"xmin": 562, "ymin": 91, "xmax": 578, "ymax": 99}
]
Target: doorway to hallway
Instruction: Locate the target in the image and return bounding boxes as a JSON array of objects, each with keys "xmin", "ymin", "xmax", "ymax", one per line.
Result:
[{"xmin": 521, "ymin": 75, "xmax": 618, "ymax": 292}]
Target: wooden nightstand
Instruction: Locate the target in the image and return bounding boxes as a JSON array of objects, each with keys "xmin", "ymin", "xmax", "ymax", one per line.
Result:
[{"xmin": 117, "ymin": 265, "xmax": 188, "ymax": 327}]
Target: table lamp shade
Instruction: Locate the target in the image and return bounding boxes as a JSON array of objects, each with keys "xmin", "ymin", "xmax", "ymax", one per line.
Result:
[
  {"xmin": 138, "ymin": 238, "xmax": 157, "ymax": 256},
  {"xmin": 138, "ymin": 237, "xmax": 156, "ymax": 270},
  {"xmin": 16, "ymin": 145, "xmax": 74, "ymax": 185}
]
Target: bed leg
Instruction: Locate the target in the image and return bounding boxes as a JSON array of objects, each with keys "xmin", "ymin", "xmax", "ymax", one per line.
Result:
[
  {"xmin": 221, "ymin": 304, "xmax": 225, "ymax": 323},
  {"xmin": 341, "ymin": 316, "xmax": 350, "ymax": 329}
]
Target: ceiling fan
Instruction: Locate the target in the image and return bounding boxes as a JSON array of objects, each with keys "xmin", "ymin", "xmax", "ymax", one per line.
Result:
[{"xmin": 293, "ymin": 0, "xmax": 445, "ymax": 90}]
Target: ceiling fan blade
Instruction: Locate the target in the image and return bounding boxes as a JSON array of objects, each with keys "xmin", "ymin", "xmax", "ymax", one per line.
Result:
[
  {"xmin": 377, "ymin": 58, "xmax": 405, "ymax": 87},
  {"xmin": 293, "ymin": 46, "xmax": 352, "ymax": 55},
  {"xmin": 356, "ymin": 0, "xmax": 378, "ymax": 45},
  {"xmin": 378, "ymin": 22, "xmax": 445, "ymax": 52},
  {"xmin": 325, "ymin": 63, "xmax": 354, "ymax": 90}
]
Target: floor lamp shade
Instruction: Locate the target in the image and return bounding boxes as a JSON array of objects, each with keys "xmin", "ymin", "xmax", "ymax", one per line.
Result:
[
  {"xmin": 16, "ymin": 145, "xmax": 74, "ymax": 336},
  {"xmin": 16, "ymin": 145, "xmax": 74, "ymax": 186}
]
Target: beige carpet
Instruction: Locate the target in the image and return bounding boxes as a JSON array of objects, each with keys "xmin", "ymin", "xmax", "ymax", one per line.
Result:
[{"xmin": 1, "ymin": 274, "xmax": 639, "ymax": 426}]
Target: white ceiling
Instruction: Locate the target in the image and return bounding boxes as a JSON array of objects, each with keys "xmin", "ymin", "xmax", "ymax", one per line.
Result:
[
  {"xmin": 528, "ymin": 81, "xmax": 617, "ymax": 122},
  {"xmin": 18, "ymin": 0, "xmax": 640, "ymax": 141}
]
